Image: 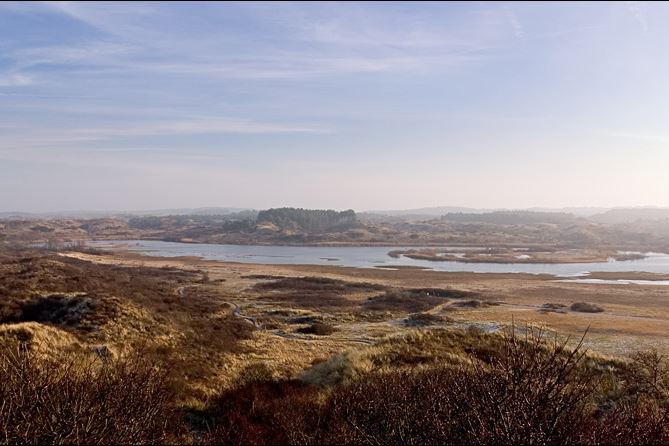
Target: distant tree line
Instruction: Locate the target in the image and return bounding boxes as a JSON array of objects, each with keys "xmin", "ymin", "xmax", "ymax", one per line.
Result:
[
  {"xmin": 127, "ymin": 216, "xmax": 164, "ymax": 230},
  {"xmin": 256, "ymin": 208, "xmax": 356, "ymax": 233},
  {"xmin": 126, "ymin": 208, "xmax": 356, "ymax": 234}
]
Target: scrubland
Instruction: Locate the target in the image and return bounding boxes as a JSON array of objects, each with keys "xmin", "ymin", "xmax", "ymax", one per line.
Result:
[{"xmin": 2, "ymin": 244, "xmax": 669, "ymax": 444}]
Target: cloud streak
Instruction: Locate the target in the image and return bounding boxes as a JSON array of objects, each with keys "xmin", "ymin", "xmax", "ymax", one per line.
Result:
[
  {"xmin": 0, "ymin": 73, "xmax": 32, "ymax": 86},
  {"xmin": 0, "ymin": 116, "xmax": 328, "ymax": 153},
  {"xmin": 8, "ymin": 2, "xmax": 505, "ymax": 81},
  {"xmin": 626, "ymin": 1, "xmax": 649, "ymax": 33}
]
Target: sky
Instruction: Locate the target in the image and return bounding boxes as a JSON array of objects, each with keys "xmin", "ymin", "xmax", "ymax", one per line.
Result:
[{"xmin": 1, "ymin": 1, "xmax": 669, "ymax": 213}]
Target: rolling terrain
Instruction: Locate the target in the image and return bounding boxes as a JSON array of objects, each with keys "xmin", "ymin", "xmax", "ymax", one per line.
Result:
[{"xmin": 3, "ymin": 207, "xmax": 669, "ymax": 253}]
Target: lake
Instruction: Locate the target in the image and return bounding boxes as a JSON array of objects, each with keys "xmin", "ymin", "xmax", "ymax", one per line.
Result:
[{"xmin": 88, "ymin": 240, "xmax": 669, "ymax": 280}]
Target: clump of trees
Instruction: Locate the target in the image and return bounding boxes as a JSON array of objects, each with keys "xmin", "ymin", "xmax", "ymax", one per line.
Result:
[{"xmin": 256, "ymin": 208, "xmax": 357, "ymax": 233}]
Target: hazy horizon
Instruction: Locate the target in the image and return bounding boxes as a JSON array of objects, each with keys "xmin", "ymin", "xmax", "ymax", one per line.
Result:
[
  {"xmin": 3, "ymin": 203, "xmax": 669, "ymax": 217},
  {"xmin": 2, "ymin": 2, "xmax": 669, "ymax": 212}
]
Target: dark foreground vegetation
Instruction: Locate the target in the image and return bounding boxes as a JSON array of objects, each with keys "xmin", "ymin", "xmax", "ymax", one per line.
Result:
[
  {"xmin": 2, "ymin": 327, "xmax": 669, "ymax": 445},
  {"xmin": 0, "ymin": 346, "xmax": 182, "ymax": 444}
]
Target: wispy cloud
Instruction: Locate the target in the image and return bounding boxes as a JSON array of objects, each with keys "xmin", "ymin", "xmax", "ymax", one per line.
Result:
[
  {"xmin": 17, "ymin": 2, "xmax": 504, "ymax": 80},
  {"xmin": 626, "ymin": 1, "xmax": 649, "ymax": 33},
  {"xmin": 0, "ymin": 73, "xmax": 32, "ymax": 86},
  {"xmin": 11, "ymin": 41, "xmax": 137, "ymax": 70},
  {"xmin": 0, "ymin": 116, "xmax": 328, "ymax": 152},
  {"xmin": 42, "ymin": 1, "xmax": 158, "ymax": 38},
  {"xmin": 504, "ymin": 7, "xmax": 525, "ymax": 39},
  {"xmin": 71, "ymin": 117, "xmax": 329, "ymax": 138}
]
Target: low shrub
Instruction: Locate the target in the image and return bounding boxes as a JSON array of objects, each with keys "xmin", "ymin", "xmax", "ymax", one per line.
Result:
[
  {"xmin": 571, "ymin": 302, "xmax": 604, "ymax": 313},
  {"xmin": 403, "ymin": 312, "xmax": 450, "ymax": 326},
  {"xmin": 296, "ymin": 322, "xmax": 338, "ymax": 336},
  {"xmin": 364, "ymin": 290, "xmax": 445, "ymax": 313},
  {"xmin": 203, "ymin": 328, "xmax": 669, "ymax": 445},
  {"xmin": 0, "ymin": 344, "xmax": 184, "ymax": 444}
]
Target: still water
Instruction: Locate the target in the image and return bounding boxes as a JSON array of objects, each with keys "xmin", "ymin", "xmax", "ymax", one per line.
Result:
[{"xmin": 89, "ymin": 240, "xmax": 669, "ymax": 280}]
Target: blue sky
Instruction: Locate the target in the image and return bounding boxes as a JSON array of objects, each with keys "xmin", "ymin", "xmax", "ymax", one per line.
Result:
[{"xmin": 1, "ymin": 1, "xmax": 668, "ymax": 212}]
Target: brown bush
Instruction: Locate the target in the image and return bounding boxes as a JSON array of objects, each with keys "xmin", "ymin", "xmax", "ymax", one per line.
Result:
[
  {"xmin": 296, "ymin": 322, "xmax": 338, "ymax": 336},
  {"xmin": 0, "ymin": 344, "xmax": 184, "ymax": 444},
  {"xmin": 322, "ymin": 328, "xmax": 599, "ymax": 445},
  {"xmin": 364, "ymin": 289, "xmax": 446, "ymax": 313},
  {"xmin": 254, "ymin": 276, "xmax": 385, "ymax": 293},
  {"xmin": 622, "ymin": 350, "xmax": 669, "ymax": 399},
  {"xmin": 204, "ymin": 379, "xmax": 322, "ymax": 445},
  {"xmin": 541, "ymin": 302, "xmax": 568, "ymax": 314},
  {"xmin": 203, "ymin": 328, "xmax": 669, "ymax": 445},
  {"xmin": 255, "ymin": 276, "xmax": 386, "ymax": 310},
  {"xmin": 454, "ymin": 298, "xmax": 487, "ymax": 308},
  {"xmin": 403, "ymin": 312, "xmax": 450, "ymax": 326},
  {"xmin": 407, "ymin": 287, "xmax": 472, "ymax": 298},
  {"xmin": 571, "ymin": 302, "xmax": 604, "ymax": 313},
  {"xmin": 1, "ymin": 321, "xmax": 662, "ymax": 445}
]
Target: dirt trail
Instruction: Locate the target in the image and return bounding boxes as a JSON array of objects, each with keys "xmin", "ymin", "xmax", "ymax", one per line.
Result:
[{"xmin": 227, "ymin": 301, "xmax": 261, "ymax": 328}]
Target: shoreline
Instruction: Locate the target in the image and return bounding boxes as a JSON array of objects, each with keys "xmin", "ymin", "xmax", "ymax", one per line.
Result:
[
  {"xmin": 79, "ymin": 239, "xmax": 669, "ymax": 272},
  {"xmin": 62, "ymin": 249, "xmax": 669, "ymax": 284}
]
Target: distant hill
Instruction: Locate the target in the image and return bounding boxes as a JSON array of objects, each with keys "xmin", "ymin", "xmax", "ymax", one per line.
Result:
[
  {"xmin": 365, "ymin": 206, "xmax": 492, "ymax": 217},
  {"xmin": 365, "ymin": 206, "xmax": 609, "ymax": 218},
  {"xmin": 527, "ymin": 207, "xmax": 609, "ymax": 217},
  {"xmin": 0, "ymin": 207, "xmax": 252, "ymax": 220},
  {"xmin": 442, "ymin": 211, "xmax": 577, "ymax": 225},
  {"xmin": 0, "ymin": 212, "xmax": 41, "ymax": 220},
  {"xmin": 589, "ymin": 208, "xmax": 669, "ymax": 225},
  {"xmin": 122, "ymin": 207, "xmax": 252, "ymax": 217}
]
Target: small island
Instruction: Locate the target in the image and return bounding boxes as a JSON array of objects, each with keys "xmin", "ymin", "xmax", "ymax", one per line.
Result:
[{"xmin": 388, "ymin": 248, "xmax": 647, "ymax": 264}]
